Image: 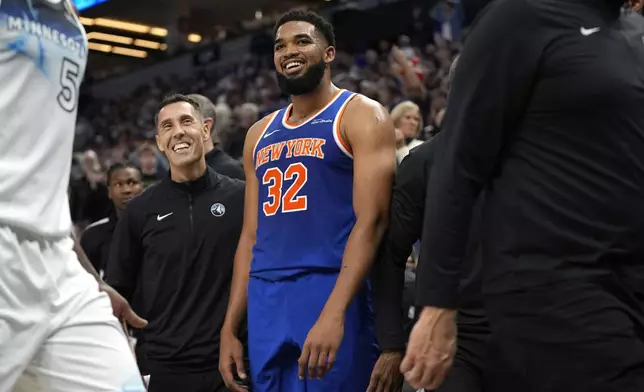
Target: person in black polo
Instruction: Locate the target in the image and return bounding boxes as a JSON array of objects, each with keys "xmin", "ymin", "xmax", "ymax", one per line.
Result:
[
  {"xmin": 187, "ymin": 93, "xmax": 245, "ymax": 180},
  {"xmin": 106, "ymin": 94, "xmax": 245, "ymax": 392},
  {"xmin": 80, "ymin": 162, "xmax": 143, "ymax": 275},
  {"xmin": 371, "ymin": 132, "xmax": 488, "ymax": 392}
]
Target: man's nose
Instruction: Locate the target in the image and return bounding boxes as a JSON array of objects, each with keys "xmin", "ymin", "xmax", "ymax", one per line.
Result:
[
  {"xmin": 172, "ymin": 125, "xmax": 186, "ymax": 137},
  {"xmin": 284, "ymin": 44, "xmax": 300, "ymax": 57}
]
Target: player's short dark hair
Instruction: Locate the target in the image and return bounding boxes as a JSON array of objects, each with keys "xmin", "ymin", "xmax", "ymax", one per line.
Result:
[
  {"xmin": 155, "ymin": 93, "xmax": 202, "ymax": 126},
  {"xmin": 274, "ymin": 9, "xmax": 335, "ymax": 47},
  {"xmin": 186, "ymin": 94, "xmax": 216, "ymax": 126},
  {"xmin": 106, "ymin": 162, "xmax": 142, "ymax": 185}
]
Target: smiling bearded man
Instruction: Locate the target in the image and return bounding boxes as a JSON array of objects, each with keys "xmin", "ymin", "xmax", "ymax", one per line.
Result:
[{"xmin": 218, "ymin": 8, "xmax": 397, "ymax": 392}]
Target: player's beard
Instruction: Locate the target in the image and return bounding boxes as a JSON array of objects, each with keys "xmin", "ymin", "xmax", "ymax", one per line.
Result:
[{"xmin": 276, "ymin": 60, "xmax": 326, "ymax": 96}]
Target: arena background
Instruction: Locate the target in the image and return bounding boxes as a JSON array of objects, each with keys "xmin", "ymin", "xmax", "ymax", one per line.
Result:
[{"xmin": 70, "ymin": 0, "xmax": 484, "ymax": 230}]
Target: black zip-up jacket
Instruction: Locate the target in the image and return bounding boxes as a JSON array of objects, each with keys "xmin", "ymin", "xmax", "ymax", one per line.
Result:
[{"xmin": 106, "ymin": 167, "xmax": 245, "ymax": 373}]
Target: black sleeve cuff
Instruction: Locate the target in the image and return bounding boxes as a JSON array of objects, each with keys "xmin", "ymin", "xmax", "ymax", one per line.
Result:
[
  {"xmin": 376, "ymin": 327, "xmax": 407, "ymax": 352},
  {"xmin": 415, "ymin": 272, "xmax": 460, "ymax": 310}
]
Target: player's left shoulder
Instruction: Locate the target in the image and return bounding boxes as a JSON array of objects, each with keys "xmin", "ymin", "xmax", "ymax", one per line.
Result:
[
  {"xmin": 344, "ymin": 94, "xmax": 391, "ymax": 123},
  {"xmin": 340, "ymin": 94, "xmax": 393, "ymax": 141}
]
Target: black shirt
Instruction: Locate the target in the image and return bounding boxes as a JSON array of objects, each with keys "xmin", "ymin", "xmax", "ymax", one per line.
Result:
[
  {"xmin": 462, "ymin": 0, "xmax": 496, "ymax": 28},
  {"xmin": 373, "ymin": 133, "xmax": 485, "ymax": 351},
  {"xmin": 69, "ymin": 177, "xmax": 111, "ymax": 225},
  {"xmin": 106, "ymin": 167, "xmax": 245, "ymax": 372},
  {"xmin": 205, "ymin": 147, "xmax": 245, "ymax": 180},
  {"xmin": 418, "ymin": 0, "xmax": 644, "ymax": 308},
  {"xmin": 80, "ymin": 209, "xmax": 117, "ymax": 274}
]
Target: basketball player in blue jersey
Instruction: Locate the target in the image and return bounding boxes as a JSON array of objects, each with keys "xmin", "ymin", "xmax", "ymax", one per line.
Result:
[
  {"xmin": 0, "ymin": 1, "xmax": 146, "ymax": 391},
  {"xmin": 219, "ymin": 8, "xmax": 397, "ymax": 392}
]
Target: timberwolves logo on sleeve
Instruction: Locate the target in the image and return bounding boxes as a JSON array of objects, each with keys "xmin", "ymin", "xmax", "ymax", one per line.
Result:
[{"xmin": 211, "ymin": 203, "xmax": 226, "ymax": 217}]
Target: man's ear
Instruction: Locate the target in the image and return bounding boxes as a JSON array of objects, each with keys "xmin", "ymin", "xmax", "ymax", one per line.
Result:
[
  {"xmin": 204, "ymin": 118, "xmax": 214, "ymax": 133},
  {"xmin": 324, "ymin": 46, "xmax": 336, "ymax": 65},
  {"xmin": 202, "ymin": 122, "xmax": 211, "ymax": 143}
]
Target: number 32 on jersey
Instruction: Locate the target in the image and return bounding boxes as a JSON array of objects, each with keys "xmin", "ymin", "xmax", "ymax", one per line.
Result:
[{"xmin": 262, "ymin": 162, "xmax": 308, "ymax": 216}]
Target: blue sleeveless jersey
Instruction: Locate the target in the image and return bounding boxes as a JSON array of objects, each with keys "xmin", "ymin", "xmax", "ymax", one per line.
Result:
[{"xmin": 251, "ymin": 89, "xmax": 358, "ymax": 280}]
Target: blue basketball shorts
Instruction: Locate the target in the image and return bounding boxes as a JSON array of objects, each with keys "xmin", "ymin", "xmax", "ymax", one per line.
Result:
[{"xmin": 247, "ymin": 272, "xmax": 379, "ymax": 392}]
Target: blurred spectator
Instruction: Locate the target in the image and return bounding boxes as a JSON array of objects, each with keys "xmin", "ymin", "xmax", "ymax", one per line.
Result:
[
  {"xmin": 136, "ymin": 143, "xmax": 163, "ymax": 187},
  {"xmin": 69, "ymin": 149, "xmax": 111, "ymax": 228},
  {"xmin": 431, "ymin": 0, "xmax": 465, "ymax": 42},
  {"xmin": 215, "ymin": 98, "xmax": 233, "ymax": 126},
  {"xmin": 223, "ymin": 102, "xmax": 260, "ymax": 159},
  {"xmin": 391, "ymin": 101, "xmax": 424, "ymax": 163}
]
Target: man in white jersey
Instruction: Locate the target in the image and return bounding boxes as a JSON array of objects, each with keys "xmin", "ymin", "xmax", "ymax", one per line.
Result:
[{"xmin": 0, "ymin": 1, "xmax": 147, "ymax": 391}]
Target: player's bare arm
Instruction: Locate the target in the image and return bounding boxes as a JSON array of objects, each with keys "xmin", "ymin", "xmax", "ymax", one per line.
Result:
[
  {"xmin": 298, "ymin": 96, "xmax": 396, "ymax": 379},
  {"xmin": 220, "ymin": 114, "xmax": 274, "ymax": 392},
  {"xmin": 326, "ymin": 96, "xmax": 396, "ymax": 320}
]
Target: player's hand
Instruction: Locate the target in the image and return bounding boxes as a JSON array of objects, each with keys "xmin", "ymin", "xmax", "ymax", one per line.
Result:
[
  {"xmin": 298, "ymin": 313, "xmax": 344, "ymax": 380},
  {"xmin": 219, "ymin": 330, "xmax": 248, "ymax": 392},
  {"xmin": 400, "ymin": 307, "xmax": 457, "ymax": 390},
  {"xmin": 367, "ymin": 351, "xmax": 404, "ymax": 392},
  {"xmin": 99, "ymin": 282, "xmax": 148, "ymax": 329}
]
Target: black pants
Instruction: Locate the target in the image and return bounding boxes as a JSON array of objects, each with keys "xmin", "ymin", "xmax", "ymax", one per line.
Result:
[
  {"xmin": 484, "ymin": 277, "xmax": 644, "ymax": 392},
  {"xmin": 147, "ymin": 369, "xmax": 229, "ymax": 392},
  {"xmin": 432, "ymin": 320, "xmax": 489, "ymax": 392},
  {"xmin": 134, "ymin": 338, "xmax": 149, "ymax": 375}
]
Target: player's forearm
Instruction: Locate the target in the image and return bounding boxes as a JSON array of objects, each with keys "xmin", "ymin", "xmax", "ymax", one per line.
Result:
[
  {"xmin": 222, "ymin": 237, "xmax": 253, "ymax": 336},
  {"xmin": 71, "ymin": 231, "xmax": 101, "ymax": 282},
  {"xmin": 323, "ymin": 216, "xmax": 388, "ymax": 317}
]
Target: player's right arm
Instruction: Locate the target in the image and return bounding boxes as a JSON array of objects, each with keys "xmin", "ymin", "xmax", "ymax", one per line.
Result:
[{"xmin": 220, "ymin": 114, "xmax": 272, "ymax": 391}]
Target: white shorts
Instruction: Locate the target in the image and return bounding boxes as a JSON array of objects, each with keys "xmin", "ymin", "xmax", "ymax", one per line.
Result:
[{"xmin": 0, "ymin": 226, "xmax": 146, "ymax": 392}]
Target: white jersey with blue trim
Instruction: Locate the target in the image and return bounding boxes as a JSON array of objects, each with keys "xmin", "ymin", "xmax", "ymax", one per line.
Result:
[{"xmin": 0, "ymin": 0, "xmax": 87, "ymax": 237}]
